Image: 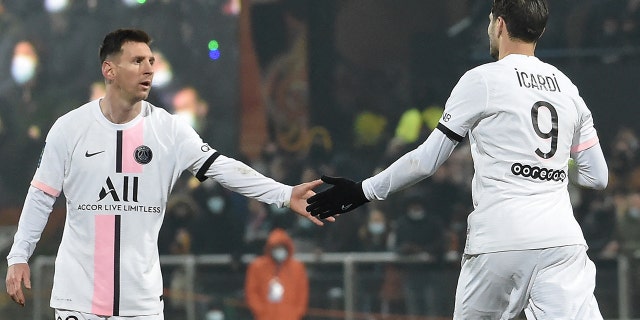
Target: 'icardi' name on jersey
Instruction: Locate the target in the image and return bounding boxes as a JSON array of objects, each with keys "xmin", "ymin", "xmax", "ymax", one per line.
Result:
[{"xmin": 514, "ymin": 68, "xmax": 561, "ymax": 92}]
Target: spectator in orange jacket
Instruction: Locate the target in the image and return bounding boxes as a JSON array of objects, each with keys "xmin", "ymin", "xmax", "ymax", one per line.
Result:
[{"xmin": 245, "ymin": 228, "xmax": 309, "ymax": 320}]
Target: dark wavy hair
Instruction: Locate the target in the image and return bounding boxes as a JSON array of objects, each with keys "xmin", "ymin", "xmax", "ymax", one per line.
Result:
[
  {"xmin": 99, "ymin": 28, "xmax": 152, "ymax": 63},
  {"xmin": 491, "ymin": 0, "xmax": 549, "ymax": 43}
]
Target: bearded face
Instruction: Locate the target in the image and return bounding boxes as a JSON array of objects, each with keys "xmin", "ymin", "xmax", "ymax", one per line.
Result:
[{"xmin": 487, "ymin": 13, "xmax": 500, "ymax": 60}]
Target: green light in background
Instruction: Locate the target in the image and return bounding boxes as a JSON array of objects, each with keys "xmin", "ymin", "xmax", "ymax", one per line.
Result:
[
  {"xmin": 137, "ymin": 0, "xmax": 146, "ymax": 4},
  {"xmin": 208, "ymin": 40, "xmax": 219, "ymax": 51}
]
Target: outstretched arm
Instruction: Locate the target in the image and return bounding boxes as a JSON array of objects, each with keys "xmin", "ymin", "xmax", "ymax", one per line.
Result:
[
  {"xmin": 203, "ymin": 155, "xmax": 332, "ymax": 225},
  {"xmin": 362, "ymin": 128, "xmax": 457, "ymax": 200},
  {"xmin": 308, "ymin": 129, "xmax": 458, "ymax": 218}
]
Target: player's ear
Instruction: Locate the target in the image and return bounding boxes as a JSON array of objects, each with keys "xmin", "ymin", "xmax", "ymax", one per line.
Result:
[
  {"xmin": 496, "ymin": 16, "xmax": 507, "ymax": 38},
  {"xmin": 102, "ymin": 61, "xmax": 115, "ymax": 81}
]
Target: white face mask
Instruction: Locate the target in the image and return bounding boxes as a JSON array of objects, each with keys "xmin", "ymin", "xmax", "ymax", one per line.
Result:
[
  {"xmin": 205, "ymin": 310, "xmax": 224, "ymax": 320},
  {"xmin": 271, "ymin": 247, "xmax": 288, "ymax": 263},
  {"xmin": 368, "ymin": 222, "xmax": 385, "ymax": 235},
  {"xmin": 45, "ymin": 0, "xmax": 69, "ymax": 13},
  {"xmin": 152, "ymin": 68, "xmax": 172, "ymax": 87},
  {"xmin": 407, "ymin": 208, "xmax": 425, "ymax": 220},
  {"xmin": 11, "ymin": 55, "xmax": 36, "ymax": 85}
]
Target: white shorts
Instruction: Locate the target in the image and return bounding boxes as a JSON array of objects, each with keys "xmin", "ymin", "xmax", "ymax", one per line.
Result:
[
  {"xmin": 54, "ymin": 309, "xmax": 164, "ymax": 320},
  {"xmin": 453, "ymin": 245, "xmax": 603, "ymax": 320}
]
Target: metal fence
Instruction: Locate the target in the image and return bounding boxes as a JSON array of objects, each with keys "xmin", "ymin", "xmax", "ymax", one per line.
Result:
[{"xmin": 22, "ymin": 252, "xmax": 633, "ymax": 320}]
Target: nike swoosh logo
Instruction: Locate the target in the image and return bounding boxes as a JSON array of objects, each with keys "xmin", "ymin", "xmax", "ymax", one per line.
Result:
[
  {"xmin": 341, "ymin": 204, "xmax": 353, "ymax": 211},
  {"xmin": 85, "ymin": 150, "xmax": 105, "ymax": 157}
]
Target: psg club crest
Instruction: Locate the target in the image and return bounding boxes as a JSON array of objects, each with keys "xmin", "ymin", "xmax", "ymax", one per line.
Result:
[{"xmin": 134, "ymin": 145, "xmax": 153, "ymax": 164}]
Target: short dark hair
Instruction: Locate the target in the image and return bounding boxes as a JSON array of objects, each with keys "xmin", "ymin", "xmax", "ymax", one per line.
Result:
[
  {"xmin": 491, "ymin": 0, "xmax": 549, "ymax": 43},
  {"xmin": 99, "ymin": 28, "xmax": 152, "ymax": 63}
]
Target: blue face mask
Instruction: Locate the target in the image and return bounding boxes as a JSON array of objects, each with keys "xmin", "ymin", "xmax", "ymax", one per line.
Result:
[
  {"xmin": 368, "ymin": 222, "xmax": 385, "ymax": 235},
  {"xmin": 297, "ymin": 216, "xmax": 313, "ymax": 229},
  {"xmin": 207, "ymin": 196, "xmax": 225, "ymax": 214}
]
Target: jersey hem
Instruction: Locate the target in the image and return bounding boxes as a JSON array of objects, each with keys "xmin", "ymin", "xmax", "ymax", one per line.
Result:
[
  {"xmin": 50, "ymin": 303, "xmax": 164, "ymax": 317},
  {"xmin": 464, "ymin": 240, "xmax": 587, "ymax": 255}
]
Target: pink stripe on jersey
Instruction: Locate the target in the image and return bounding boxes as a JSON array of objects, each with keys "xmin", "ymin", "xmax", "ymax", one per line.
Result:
[
  {"xmin": 30, "ymin": 180, "xmax": 60, "ymax": 197},
  {"xmin": 92, "ymin": 215, "xmax": 116, "ymax": 316},
  {"xmin": 122, "ymin": 120, "xmax": 144, "ymax": 173},
  {"xmin": 571, "ymin": 136, "xmax": 599, "ymax": 153}
]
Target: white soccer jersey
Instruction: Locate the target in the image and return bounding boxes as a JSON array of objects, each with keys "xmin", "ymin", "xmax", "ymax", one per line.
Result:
[
  {"xmin": 13, "ymin": 99, "xmax": 291, "ymax": 316},
  {"xmin": 438, "ymin": 54, "xmax": 599, "ymax": 254}
]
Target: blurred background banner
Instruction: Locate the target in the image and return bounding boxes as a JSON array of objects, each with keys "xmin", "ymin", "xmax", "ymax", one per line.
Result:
[{"xmin": 1, "ymin": 0, "xmax": 640, "ymax": 319}]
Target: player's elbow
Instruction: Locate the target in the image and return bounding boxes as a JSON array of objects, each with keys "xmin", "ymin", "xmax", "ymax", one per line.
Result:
[
  {"xmin": 585, "ymin": 168, "xmax": 608, "ymax": 190},
  {"xmin": 592, "ymin": 174, "xmax": 608, "ymax": 190}
]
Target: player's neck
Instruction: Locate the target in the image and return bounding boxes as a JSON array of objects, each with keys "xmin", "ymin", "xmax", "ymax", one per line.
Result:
[
  {"xmin": 100, "ymin": 96, "xmax": 142, "ymax": 124},
  {"xmin": 498, "ymin": 40, "xmax": 536, "ymax": 60}
]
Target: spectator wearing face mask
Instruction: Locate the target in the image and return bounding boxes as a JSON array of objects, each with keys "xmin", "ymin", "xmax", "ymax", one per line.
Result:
[
  {"xmin": 358, "ymin": 208, "xmax": 393, "ymax": 252},
  {"xmin": 245, "ymin": 228, "xmax": 309, "ymax": 320},
  {"xmin": 356, "ymin": 208, "xmax": 407, "ymax": 316}
]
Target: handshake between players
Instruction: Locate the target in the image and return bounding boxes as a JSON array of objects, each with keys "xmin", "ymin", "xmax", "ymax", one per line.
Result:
[{"xmin": 306, "ymin": 175, "xmax": 369, "ymax": 219}]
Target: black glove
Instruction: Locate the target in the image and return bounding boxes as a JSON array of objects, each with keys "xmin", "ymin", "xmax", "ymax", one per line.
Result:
[{"xmin": 306, "ymin": 175, "xmax": 369, "ymax": 218}]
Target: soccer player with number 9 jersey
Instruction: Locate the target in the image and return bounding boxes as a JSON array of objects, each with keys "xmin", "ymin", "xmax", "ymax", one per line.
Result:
[{"xmin": 306, "ymin": 0, "xmax": 609, "ymax": 318}]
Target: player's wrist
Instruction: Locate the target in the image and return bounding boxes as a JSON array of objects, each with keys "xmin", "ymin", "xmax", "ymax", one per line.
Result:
[
  {"xmin": 7, "ymin": 257, "xmax": 28, "ymax": 267},
  {"xmin": 355, "ymin": 181, "xmax": 369, "ymax": 204}
]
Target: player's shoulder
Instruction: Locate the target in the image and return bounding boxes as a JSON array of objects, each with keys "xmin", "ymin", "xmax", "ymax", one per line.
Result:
[
  {"xmin": 142, "ymin": 101, "xmax": 184, "ymax": 125},
  {"xmin": 55, "ymin": 99, "xmax": 99, "ymax": 125},
  {"xmin": 467, "ymin": 56, "xmax": 527, "ymax": 78},
  {"xmin": 459, "ymin": 58, "xmax": 511, "ymax": 82},
  {"xmin": 469, "ymin": 58, "xmax": 506, "ymax": 73},
  {"xmin": 453, "ymin": 64, "xmax": 491, "ymax": 90}
]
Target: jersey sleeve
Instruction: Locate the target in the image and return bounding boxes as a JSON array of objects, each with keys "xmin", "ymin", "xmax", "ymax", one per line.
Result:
[
  {"xmin": 203, "ymin": 155, "xmax": 292, "ymax": 207},
  {"xmin": 173, "ymin": 118, "xmax": 219, "ymax": 178},
  {"xmin": 437, "ymin": 69, "xmax": 488, "ymax": 141},
  {"xmin": 7, "ymin": 186, "xmax": 56, "ymax": 265},
  {"xmin": 570, "ymin": 95, "xmax": 599, "ymax": 153},
  {"xmin": 568, "ymin": 143, "xmax": 608, "ymax": 190},
  {"xmin": 362, "ymin": 129, "xmax": 458, "ymax": 200},
  {"xmin": 173, "ymin": 119, "xmax": 292, "ymax": 207},
  {"xmin": 31, "ymin": 119, "xmax": 69, "ymax": 197}
]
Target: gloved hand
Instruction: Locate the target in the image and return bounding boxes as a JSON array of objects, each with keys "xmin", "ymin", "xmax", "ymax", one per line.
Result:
[{"xmin": 306, "ymin": 175, "xmax": 369, "ymax": 219}]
